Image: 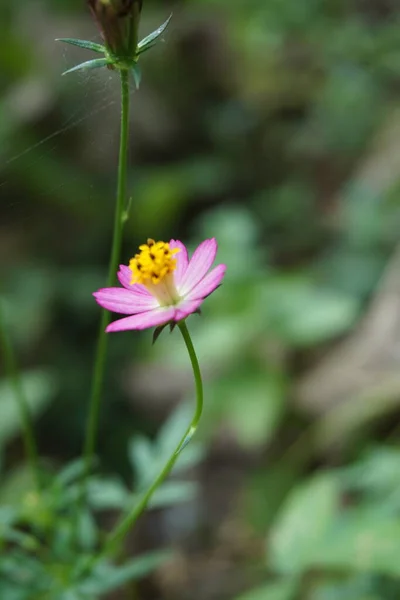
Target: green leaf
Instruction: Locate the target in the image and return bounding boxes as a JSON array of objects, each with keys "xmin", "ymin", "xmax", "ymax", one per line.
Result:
[
  {"xmin": 0, "ymin": 464, "xmax": 36, "ymax": 505},
  {"xmin": 226, "ymin": 373, "xmax": 286, "ymax": 448},
  {"xmin": 53, "ymin": 458, "xmax": 87, "ymax": 488},
  {"xmin": 235, "ymin": 580, "xmax": 298, "ymax": 600},
  {"xmin": 137, "ymin": 14, "xmax": 172, "ymax": 54},
  {"xmin": 52, "ymin": 518, "xmax": 74, "ymax": 557},
  {"xmin": 1, "ymin": 527, "xmax": 40, "ymax": 551},
  {"xmin": 76, "ymin": 510, "xmax": 98, "ymax": 551},
  {"xmin": 157, "ymin": 403, "xmax": 195, "ymax": 458},
  {"xmin": 128, "ymin": 434, "xmax": 154, "ymax": 486},
  {"xmin": 339, "ymin": 446, "xmax": 400, "ymax": 499},
  {"xmin": 308, "ymin": 576, "xmax": 380, "ymax": 600},
  {"xmin": 129, "ymin": 404, "xmax": 204, "ymax": 486},
  {"xmin": 87, "ymin": 477, "xmax": 129, "ymax": 510},
  {"xmin": 270, "ymin": 474, "xmax": 339, "ymax": 574},
  {"xmin": 62, "ymin": 58, "xmax": 111, "ymax": 76},
  {"xmin": 315, "ymin": 511, "xmax": 400, "ymax": 576},
  {"xmin": 205, "ymin": 368, "xmax": 286, "ymax": 449},
  {"xmin": 56, "ymin": 38, "xmax": 105, "ymax": 54},
  {"xmin": 171, "ymin": 442, "xmax": 204, "ymax": 475},
  {"xmin": 262, "ymin": 276, "xmax": 359, "ymax": 346},
  {"xmin": 149, "ymin": 481, "xmax": 197, "ymax": 508},
  {"xmin": 80, "ymin": 551, "xmax": 170, "ymax": 594},
  {"xmin": 0, "ymin": 507, "xmax": 17, "ymax": 529}
]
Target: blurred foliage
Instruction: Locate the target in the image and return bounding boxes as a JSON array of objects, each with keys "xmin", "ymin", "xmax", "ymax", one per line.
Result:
[{"xmin": 1, "ymin": 0, "xmax": 400, "ymax": 598}]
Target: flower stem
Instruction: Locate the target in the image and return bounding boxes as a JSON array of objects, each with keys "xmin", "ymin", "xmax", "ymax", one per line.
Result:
[
  {"xmin": 83, "ymin": 69, "xmax": 131, "ymax": 479},
  {"xmin": 0, "ymin": 301, "xmax": 40, "ymax": 491},
  {"xmin": 95, "ymin": 321, "xmax": 203, "ymax": 561}
]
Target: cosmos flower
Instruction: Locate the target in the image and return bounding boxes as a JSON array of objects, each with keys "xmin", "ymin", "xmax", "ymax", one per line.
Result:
[{"xmin": 93, "ymin": 238, "xmax": 226, "ymax": 332}]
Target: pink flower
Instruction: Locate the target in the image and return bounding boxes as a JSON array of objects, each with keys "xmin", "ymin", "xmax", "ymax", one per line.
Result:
[{"xmin": 93, "ymin": 238, "xmax": 226, "ymax": 332}]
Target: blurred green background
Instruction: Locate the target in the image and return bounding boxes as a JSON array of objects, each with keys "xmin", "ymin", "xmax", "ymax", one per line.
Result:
[{"xmin": 1, "ymin": 0, "xmax": 400, "ymax": 598}]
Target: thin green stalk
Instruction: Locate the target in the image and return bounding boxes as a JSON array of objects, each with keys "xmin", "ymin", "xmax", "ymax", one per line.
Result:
[
  {"xmin": 83, "ymin": 69, "xmax": 131, "ymax": 478},
  {"xmin": 0, "ymin": 301, "xmax": 40, "ymax": 491},
  {"xmin": 89, "ymin": 321, "xmax": 203, "ymax": 565}
]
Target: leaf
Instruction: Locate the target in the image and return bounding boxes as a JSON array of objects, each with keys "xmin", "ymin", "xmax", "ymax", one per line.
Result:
[
  {"xmin": 235, "ymin": 580, "xmax": 298, "ymax": 600},
  {"xmin": 270, "ymin": 474, "xmax": 339, "ymax": 574},
  {"xmin": 80, "ymin": 551, "xmax": 170, "ymax": 594},
  {"xmin": 262, "ymin": 276, "xmax": 359, "ymax": 346},
  {"xmin": 270, "ymin": 468, "xmax": 400, "ymax": 578},
  {"xmin": 128, "ymin": 434, "xmax": 155, "ymax": 486},
  {"xmin": 0, "ymin": 551, "xmax": 48, "ymax": 590},
  {"xmin": 87, "ymin": 477, "xmax": 129, "ymax": 510},
  {"xmin": 157, "ymin": 403, "xmax": 194, "ymax": 458},
  {"xmin": 227, "ymin": 373, "xmax": 286, "ymax": 448},
  {"xmin": 53, "ymin": 458, "xmax": 87, "ymax": 488},
  {"xmin": 156, "ymin": 403, "xmax": 205, "ymax": 469},
  {"xmin": 0, "ymin": 464, "xmax": 36, "ymax": 505},
  {"xmin": 149, "ymin": 481, "xmax": 197, "ymax": 508},
  {"xmin": 62, "ymin": 58, "xmax": 111, "ymax": 76},
  {"xmin": 339, "ymin": 446, "xmax": 400, "ymax": 498},
  {"xmin": 315, "ymin": 511, "xmax": 400, "ymax": 577},
  {"xmin": 0, "ymin": 506, "xmax": 17, "ymax": 529},
  {"xmin": 171, "ymin": 442, "xmax": 205, "ymax": 475},
  {"xmin": 137, "ymin": 14, "xmax": 172, "ymax": 54},
  {"xmin": 51, "ymin": 517, "xmax": 74, "ymax": 558},
  {"xmin": 308, "ymin": 576, "xmax": 380, "ymax": 600},
  {"xmin": 205, "ymin": 369, "xmax": 286, "ymax": 449},
  {"xmin": 0, "ymin": 369, "xmax": 56, "ymax": 448},
  {"xmin": 76, "ymin": 510, "xmax": 98, "ymax": 551},
  {"xmin": 129, "ymin": 404, "xmax": 204, "ymax": 487},
  {"xmin": 56, "ymin": 38, "xmax": 105, "ymax": 53},
  {"xmin": 1, "ymin": 527, "xmax": 40, "ymax": 551}
]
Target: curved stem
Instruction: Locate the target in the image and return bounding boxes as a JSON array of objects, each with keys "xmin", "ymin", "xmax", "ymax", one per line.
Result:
[
  {"xmin": 83, "ymin": 69, "xmax": 131, "ymax": 479},
  {"xmin": 97, "ymin": 321, "xmax": 203, "ymax": 560},
  {"xmin": 0, "ymin": 301, "xmax": 40, "ymax": 491}
]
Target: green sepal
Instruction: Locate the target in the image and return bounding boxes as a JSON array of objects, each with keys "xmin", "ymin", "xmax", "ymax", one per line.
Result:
[
  {"xmin": 175, "ymin": 429, "xmax": 194, "ymax": 455},
  {"xmin": 122, "ymin": 196, "xmax": 133, "ymax": 223},
  {"xmin": 137, "ymin": 14, "xmax": 172, "ymax": 55},
  {"xmin": 132, "ymin": 64, "xmax": 142, "ymax": 89},
  {"xmin": 62, "ymin": 57, "xmax": 111, "ymax": 76},
  {"xmin": 152, "ymin": 323, "xmax": 169, "ymax": 345},
  {"xmin": 56, "ymin": 38, "xmax": 106, "ymax": 54}
]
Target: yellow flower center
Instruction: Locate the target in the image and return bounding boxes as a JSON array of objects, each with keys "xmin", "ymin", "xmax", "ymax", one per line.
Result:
[
  {"xmin": 129, "ymin": 239, "xmax": 181, "ymax": 306},
  {"xmin": 129, "ymin": 239, "xmax": 179, "ymax": 285}
]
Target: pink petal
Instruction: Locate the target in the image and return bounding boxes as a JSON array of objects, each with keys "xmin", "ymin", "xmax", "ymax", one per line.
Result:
[
  {"xmin": 186, "ymin": 264, "xmax": 226, "ymax": 301},
  {"xmin": 93, "ymin": 287, "xmax": 158, "ymax": 314},
  {"xmin": 179, "ymin": 238, "xmax": 218, "ymax": 296},
  {"xmin": 106, "ymin": 307, "xmax": 176, "ymax": 332},
  {"xmin": 117, "ymin": 265, "xmax": 152, "ymax": 296},
  {"xmin": 173, "ymin": 299, "xmax": 203, "ymax": 321},
  {"xmin": 169, "ymin": 239, "xmax": 188, "ymax": 287}
]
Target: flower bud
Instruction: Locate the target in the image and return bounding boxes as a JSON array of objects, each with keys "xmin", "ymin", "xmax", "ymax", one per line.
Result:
[{"xmin": 88, "ymin": 0, "xmax": 143, "ymax": 60}]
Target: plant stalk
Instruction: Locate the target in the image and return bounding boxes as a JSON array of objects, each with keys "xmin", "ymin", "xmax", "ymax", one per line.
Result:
[
  {"xmin": 89, "ymin": 321, "xmax": 203, "ymax": 564},
  {"xmin": 83, "ymin": 69, "xmax": 131, "ymax": 479}
]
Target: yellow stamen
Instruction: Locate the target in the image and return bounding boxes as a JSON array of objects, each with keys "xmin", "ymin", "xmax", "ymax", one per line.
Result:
[{"xmin": 129, "ymin": 239, "xmax": 179, "ymax": 285}]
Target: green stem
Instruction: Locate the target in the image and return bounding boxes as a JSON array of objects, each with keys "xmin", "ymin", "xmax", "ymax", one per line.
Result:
[
  {"xmin": 97, "ymin": 321, "xmax": 203, "ymax": 561},
  {"xmin": 0, "ymin": 301, "xmax": 40, "ymax": 491},
  {"xmin": 83, "ymin": 69, "xmax": 131, "ymax": 478}
]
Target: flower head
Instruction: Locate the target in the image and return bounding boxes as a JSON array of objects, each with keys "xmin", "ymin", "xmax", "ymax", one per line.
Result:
[
  {"xmin": 93, "ymin": 238, "xmax": 226, "ymax": 332},
  {"xmin": 58, "ymin": 4, "xmax": 171, "ymax": 80},
  {"xmin": 88, "ymin": 0, "xmax": 142, "ymax": 59}
]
